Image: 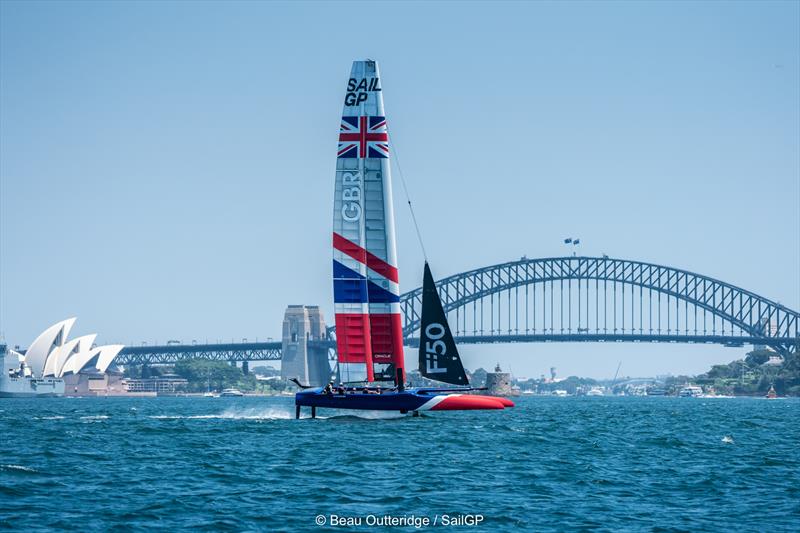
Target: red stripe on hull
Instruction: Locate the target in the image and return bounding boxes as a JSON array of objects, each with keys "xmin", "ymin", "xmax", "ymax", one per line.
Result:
[
  {"xmin": 332, "ymin": 232, "xmax": 399, "ymax": 283},
  {"xmin": 484, "ymin": 396, "xmax": 515, "ymax": 407},
  {"xmin": 430, "ymin": 396, "xmax": 505, "ymax": 410}
]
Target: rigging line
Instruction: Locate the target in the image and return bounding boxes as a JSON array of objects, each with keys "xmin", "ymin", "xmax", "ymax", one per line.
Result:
[{"xmin": 386, "ymin": 128, "xmax": 428, "ymax": 261}]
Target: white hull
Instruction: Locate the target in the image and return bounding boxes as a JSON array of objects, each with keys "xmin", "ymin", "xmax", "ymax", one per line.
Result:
[{"xmin": 0, "ymin": 376, "xmax": 65, "ymax": 397}]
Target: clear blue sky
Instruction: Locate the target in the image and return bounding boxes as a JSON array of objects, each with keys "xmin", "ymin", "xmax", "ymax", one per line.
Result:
[{"xmin": 1, "ymin": 1, "xmax": 798, "ymax": 379}]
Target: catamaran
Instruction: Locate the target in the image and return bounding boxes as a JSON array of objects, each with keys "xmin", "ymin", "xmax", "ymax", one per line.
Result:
[{"xmin": 295, "ymin": 60, "xmax": 513, "ymax": 418}]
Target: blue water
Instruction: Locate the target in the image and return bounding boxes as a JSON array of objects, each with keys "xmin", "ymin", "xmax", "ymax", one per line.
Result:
[{"xmin": 1, "ymin": 396, "xmax": 798, "ymax": 532}]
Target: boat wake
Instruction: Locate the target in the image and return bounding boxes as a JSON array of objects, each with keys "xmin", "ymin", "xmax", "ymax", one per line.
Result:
[{"xmin": 149, "ymin": 407, "xmax": 294, "ymax": 421}]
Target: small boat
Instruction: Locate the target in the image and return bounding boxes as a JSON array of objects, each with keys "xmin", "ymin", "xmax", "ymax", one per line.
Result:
[
  {"xmin": 679, "ymin": 385, "xmax": 703, "ymax": 397},
  {"xmin": 766, "ymin": 385, "xmax": 777, "ymax": 399},
  {"xmin": 586, "ymin": 387, "xmax": 604, "ymax": 396},
  {"xmin": 220, "ymin": 388, "xmax": 244, "ymax": 397},
  {"xmin": 202, "ymin": 391, "xmax": 218, "ymax": 398},
  {"xmin": 552, "ymin": 389, "xmax": 568, "ymax": 397}
]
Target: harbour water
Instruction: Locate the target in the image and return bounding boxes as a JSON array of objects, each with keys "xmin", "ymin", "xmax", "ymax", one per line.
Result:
[{"xmin": 1, "ymin": 396, "xmax": 798, "ymax": 531}]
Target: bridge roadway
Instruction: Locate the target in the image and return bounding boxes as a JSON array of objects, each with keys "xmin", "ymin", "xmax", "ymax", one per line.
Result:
[
  {"xmin": 115, "ymin": 334, "xmax": 788, "ymax": 366},
  {"xmin": 117, "ymin": 341, "xmax": 286, "ymax": 365}
]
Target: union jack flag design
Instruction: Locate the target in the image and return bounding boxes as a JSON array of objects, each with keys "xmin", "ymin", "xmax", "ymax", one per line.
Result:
[{"xmin": 338, "ymin": 116, "xmax": 389, "ymax": 158}]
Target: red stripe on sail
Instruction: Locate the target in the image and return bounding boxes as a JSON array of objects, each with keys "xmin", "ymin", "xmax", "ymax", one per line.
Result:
[
  {"xmin": 334, "ymin": 313, "xmax": 375, "ymax": 382},
  {"xmin": 332, "ymin": 233, "xmax": 399, "ymax": 284},
  {"xmin": 368, "ymin": 313, "xmax": 405, "ymax": 375}
]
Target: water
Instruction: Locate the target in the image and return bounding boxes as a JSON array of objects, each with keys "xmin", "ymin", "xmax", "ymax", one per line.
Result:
[{"xmin": 1, "ymin": 396, "xmax": 798, "ymax": 532}]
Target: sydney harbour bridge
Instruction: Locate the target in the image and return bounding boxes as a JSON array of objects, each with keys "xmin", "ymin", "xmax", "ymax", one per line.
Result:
[{"xmin": 116, "ymin": 256, "xmax": 800, "ymax": 374}]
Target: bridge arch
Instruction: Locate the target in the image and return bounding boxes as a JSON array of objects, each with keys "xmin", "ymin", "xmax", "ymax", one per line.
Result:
[
  {"xmin": 393, "ymin": 257, "xmax": 799, "ymax": 355},
  {"xmin": 114, "ymin": 256, "xmax": 799, "ymax": 368}
]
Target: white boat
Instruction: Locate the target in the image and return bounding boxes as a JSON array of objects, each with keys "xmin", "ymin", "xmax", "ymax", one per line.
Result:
[
  {"xmin": 219, "ymin": 388, "xmax": 244, "ymax": 397},
  {"xmin": 202, "ymin": 391, "xmax": 218, "ymax": 398},
  {"xmin": 586, "ymin": 387, "xmax": 604, "ymax": 396},
  {"xmin": 679, "ymin": 385, "xmax": 703, "ymax": 397},
  {"xmin": 0, "ymin": 375, "xmax": 65, "ymax": 397},
  {"xmin": 552, "ymin": 389, "xmax": 568, "ymax": 397},
  {"xmin": 1, "ymin": 345, "xmax": 65, "ymax": 397}
]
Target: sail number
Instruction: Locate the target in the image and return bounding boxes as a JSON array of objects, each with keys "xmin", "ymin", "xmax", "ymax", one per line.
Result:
[
  {"xmin": 425, "ymin": 323, "xmax": 447, "ymax": 374},
  {"xmin": 341, "ymin": 172, "xmax": 361, "ymax": 222}
]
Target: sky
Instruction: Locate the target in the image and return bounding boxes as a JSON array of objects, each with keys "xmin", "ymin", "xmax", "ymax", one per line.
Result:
[{"xmin": 1, "ymin": 1, "xmax": 798, "ymax": 379}]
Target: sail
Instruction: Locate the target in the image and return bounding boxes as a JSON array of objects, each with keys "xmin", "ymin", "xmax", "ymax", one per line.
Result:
[
  {"xmin": 332, "ymin": 60, "xmax": 404, "ymax": 383},
  {"xmin": 418, "ymin": 262, "xmax": 468, "ymax": 385}
]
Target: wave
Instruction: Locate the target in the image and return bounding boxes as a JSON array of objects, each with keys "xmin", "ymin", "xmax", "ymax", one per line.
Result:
[
  {"xmin": 34, "ymin": 415, "xmax": 65, "ymax": 420},
  {"xmin": 80, "ymin": 415, "xmax": 110, "ymax": 420},
  {"xmin": 0, "ymin": 464, "xmax": 38, "ymax": 473}
]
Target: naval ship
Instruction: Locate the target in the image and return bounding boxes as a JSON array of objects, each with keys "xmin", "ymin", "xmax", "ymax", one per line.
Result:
[{"xmin": 1, "ymin": 344, "xmax": 65, "ymax": 397}]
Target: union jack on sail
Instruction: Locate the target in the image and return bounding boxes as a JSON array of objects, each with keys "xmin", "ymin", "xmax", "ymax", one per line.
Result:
[{"xmin": 338, "ymin": 116, "xmax": 389, "ymax": 158}]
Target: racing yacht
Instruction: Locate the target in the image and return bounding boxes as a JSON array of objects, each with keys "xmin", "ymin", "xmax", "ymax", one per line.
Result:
[{"xmin": 295, "ymin": 60, "xmax": 513, "ymax": 418}]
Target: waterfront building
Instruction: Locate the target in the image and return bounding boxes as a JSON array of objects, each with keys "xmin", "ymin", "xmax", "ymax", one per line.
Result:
[
  {"xmin": 485, "ymin": 363, "xmax": 516, "ymax": 396},
  {"xmin": 124, "ymin": 375, "xmax": 188, "ymax": 394},
  {"xmin": 1, "ymin": 319, "xmax": 125, "ymax": 397}
]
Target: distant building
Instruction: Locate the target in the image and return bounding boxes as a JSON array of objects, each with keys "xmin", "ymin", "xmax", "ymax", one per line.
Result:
[
  {"xmin": 2, "ymin": 318, "xmax": 124, "ymax": 398},
  {"xmin": 124, "ymin": 375, "xmax": 188, "ymax": 394},
  {"xmin": 63, "ymin": 371, "xmax": 128, "ymax": 396},
  {"xmin": 762, "ymin": 355, "xmax": 784, "ymax": 367},
  {"xmin": 485, "ymin": 363, "xmax": 516, "ymax": 396}
]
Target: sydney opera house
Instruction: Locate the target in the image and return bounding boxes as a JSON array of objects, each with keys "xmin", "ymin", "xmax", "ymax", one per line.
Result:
[{"xmin": 1, "ymin": 318, "xmax": 125, "ymax": 397}]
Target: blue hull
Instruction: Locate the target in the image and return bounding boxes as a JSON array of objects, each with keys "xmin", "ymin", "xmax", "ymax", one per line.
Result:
[
  {"xmin": 294, "ymin": 387, "xmax": 513, "ymax": 417},
  {"xmin": 296, "ymin": 388, "xmax": 432, "ymax": 411}
]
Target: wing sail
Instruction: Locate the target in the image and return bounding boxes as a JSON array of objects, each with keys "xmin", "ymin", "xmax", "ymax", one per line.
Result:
[
  {"xmin": 418, "ymin": 262, "xmax": 469, "ymax": 385},
  {"xmin": 333, "ymin": 60, "xmax": 404, "ymax": 384}
]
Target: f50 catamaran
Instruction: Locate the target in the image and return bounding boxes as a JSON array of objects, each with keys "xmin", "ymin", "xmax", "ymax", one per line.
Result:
[{"xmin": 295, "ymin": 60, "xmax": 513, "ymax": 418}]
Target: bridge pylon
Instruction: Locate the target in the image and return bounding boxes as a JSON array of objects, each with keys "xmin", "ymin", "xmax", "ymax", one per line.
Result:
[{"xmin": 280, "ymin": 305, "xmax": 331, "ymax": 387}]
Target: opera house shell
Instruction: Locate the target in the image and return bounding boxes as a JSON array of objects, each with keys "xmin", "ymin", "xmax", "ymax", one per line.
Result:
[{"xmin": 0, "ymin": 318, "xmax": 125, "ymax": 397}]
